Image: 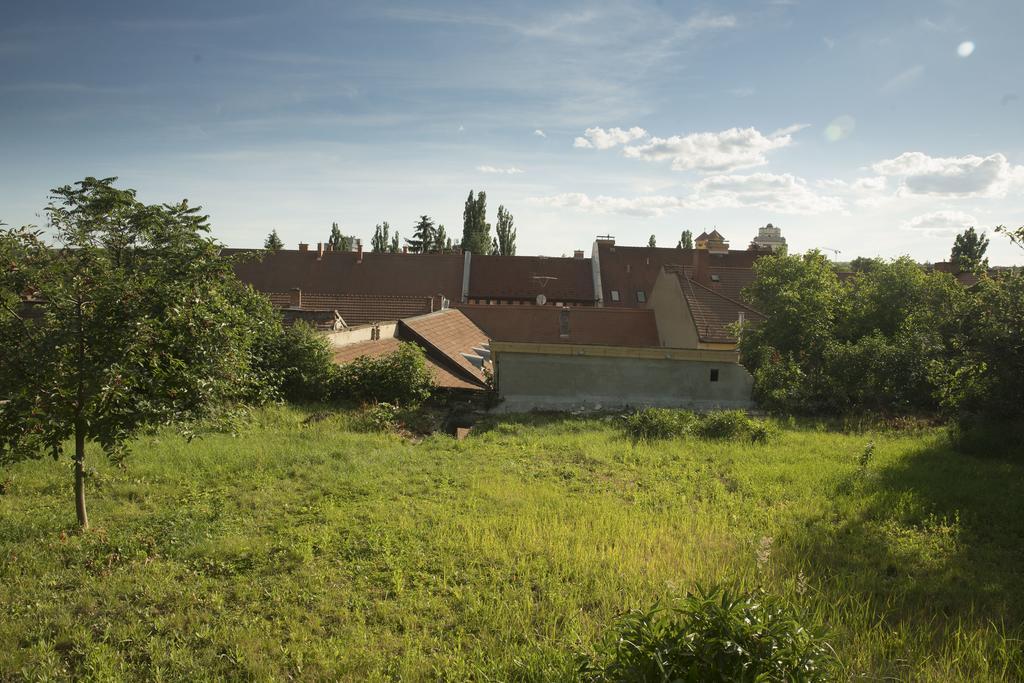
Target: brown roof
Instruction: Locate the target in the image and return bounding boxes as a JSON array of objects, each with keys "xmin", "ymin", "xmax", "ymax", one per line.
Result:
[
  {"xmin": 457, "ymin": 304, "xmax": 660, "ymax": 347},
  {"xmin": 597, "ymin": 243, "xmax": 762, "ymax": 309},
  {"xmin": 666, "ymin": 266, "xmax": 764, "ymax": 344},
  {"xmin": 467, "ymin": 254, "xmax": 595, "ymax": 303},
  {"xmin": 265, "ymin": 292, "xmax": 434, "ymax": 326},
  {"xmin": 399, "ymin": 308, "xmax": 490, "ymax": 386},
  {"xmin": 224, "ymin": 249, "xmax": 465, "ymax": 303},
  {"xmin": 331, "ymin": 337, "xmax": 481, "ymax": 390}
]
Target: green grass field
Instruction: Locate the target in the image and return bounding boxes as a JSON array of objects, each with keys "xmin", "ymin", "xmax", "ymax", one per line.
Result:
[{"xmin": 2, "ymin": 406, "xmax": 1023, "ymax": 681}]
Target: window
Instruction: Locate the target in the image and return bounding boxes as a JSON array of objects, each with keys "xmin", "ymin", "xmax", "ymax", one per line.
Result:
[
  {"xmin": 610, "ymin": 290, "xmax": 620, "ymax": 302},
  {"xmin": 710, "ymin": 369, "xmax": 719, "ymax": 382},
  {"xmin": 710, "ymin": 273, "xmax": 720, "ymax": 282},
  {"xmin": 636, "ymin": 290, "xmax": 646, "ymax": 303},
  {"xmin": 559, "ymin": 308, "xmax": 570, "ymax": 338}
]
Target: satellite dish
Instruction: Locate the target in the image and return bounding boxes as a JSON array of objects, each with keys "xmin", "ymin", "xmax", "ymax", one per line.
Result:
[{"xmin": 536, "ymin": 293, "xmax": 547, "ymax": 306}]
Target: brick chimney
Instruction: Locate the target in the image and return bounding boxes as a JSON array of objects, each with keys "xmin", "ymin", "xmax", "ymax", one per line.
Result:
[
  {"xmin": 317, "ymin": 242, "xmax": 324, "ymax": 259},
  {"xmin": 356, "ymin": 240, "xmax": 363, "ymax": 264},
  {"xmin": 298, "ymin": 242, "xmax": 309, "ymax": 252},
  {"xmin": 573, "ymin": 250, "xmax": 584, "ymax": 259},
  {"xmin": 289, "ymin": 287, "xmax": 302, "ymax": 309}
]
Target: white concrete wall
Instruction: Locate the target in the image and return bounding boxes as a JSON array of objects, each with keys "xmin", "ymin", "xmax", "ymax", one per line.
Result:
[{"xmin": 323, "ymin": 322, "xmax": 398, "ymax": 349}]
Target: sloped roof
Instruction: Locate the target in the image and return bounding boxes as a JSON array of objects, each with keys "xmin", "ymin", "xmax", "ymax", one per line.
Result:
[
  {"xmin": 467, "ymin": 254, "xmax": 595, "ymax": 302},
  {"xmin": 265, "ymin": 292, "xmax": 434, "ymax": 325},
  {"xmin": 331, "ymin": 337, "xmax": 481, "ymax": 390},
  {"xmin": 399, "ymin": 308, "xmax": 490, "ymax": 386},
  {"xmin": 458, "ymin": 304, "xmax": 660, "ymax": 347},
  {"xmin": 666, "ymin": 265, "xmax": 764, "ymax": 344},
  {"xmin": 224, "ymin": 249, "xmax": 465, "ymax": 303},
  {"xmin": 596, "ymin": 243, "xmax": 761, "ymax": 309}
]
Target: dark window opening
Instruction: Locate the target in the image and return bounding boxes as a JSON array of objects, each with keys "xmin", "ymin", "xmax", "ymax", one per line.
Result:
[{"xmin": 710, "ymin": 368, "xmax": 719, "ymax": 382}]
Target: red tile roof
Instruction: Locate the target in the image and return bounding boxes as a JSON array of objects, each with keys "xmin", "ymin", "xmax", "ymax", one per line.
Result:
[
  {"xmin": 399, "ymin": 308, "xmax": 490, "ymax": 386},
  {"xmin": 331, "ymin": 337, "xmax": 481, "ymax": 390},
  {"xmin": 597, "ymin": 243, "xmax": 762, "ymax": 309},
  {"xmin": 666, "ymin": 265, "xmax": 764, "ymax": 344},
  {"xmin": 265, "ymin": 292, "xmax": 434, "ymax": 325},
  {"xmin": 457, "ymin": 304, "xmax": 660, "ymax": 347},
  {"xmin": 224, "ymin": 249, "xmax": 465, "ymax": 303},
  {"xmin": 467, "ymin": 254, "xmax": 595, "ymax": 303}
]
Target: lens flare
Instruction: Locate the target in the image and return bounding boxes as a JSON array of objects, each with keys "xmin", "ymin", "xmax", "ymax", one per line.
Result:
[
  {"xmin": 957, "ymin": 41, "xmax": 975, "ymax": 57},
  {"xmin": 824, "ymin": 115, "xmax": 856, "ymax": 142}
]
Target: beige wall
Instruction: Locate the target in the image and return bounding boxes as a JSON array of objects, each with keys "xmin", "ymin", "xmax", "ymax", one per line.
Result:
[
  {"xmin": 648, "ymin": 269, "xmax": 699, "ymax": 348},
  {"xmin": 324, "ymin": 322, "xmax": 398, "ymax": 348}
]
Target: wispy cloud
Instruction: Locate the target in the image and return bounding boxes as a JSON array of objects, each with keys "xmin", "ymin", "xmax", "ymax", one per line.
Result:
[
  {"xmin": 534, "ymin": 129, "xmax": 547, "ymax": 138},
  {"xmin": 114, "ymin": 15, "xmax": 266, "ymax": 31},
  {"xmin": 902, "ymin": 210, "xmax": 978, "ymax": 233},
  {"xmin": 477, "ymin": 165, "xmax": 524, "ymax": 175}
]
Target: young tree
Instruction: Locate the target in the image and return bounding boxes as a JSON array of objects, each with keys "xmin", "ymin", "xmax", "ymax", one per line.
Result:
[
  {"xmin": 328, "ymin": 222, "xmax": 353, "ymax": 251},
  {"xmin": 406, "ymin": 215, "xmax": 436, "ymax": 254},
  {"xmin": 461, "ymin": 190, "xmax": 491, "ymax": 254},
  {"xmin": 0, "ymin": 178, "xmax": 277, "ymax": 529},
  {"xmin": 389, "ymin": 230, "xmax": 400, "ymax": 253},
  {"xmin": 264, "ymin": 229, "xmax": 284, "ymax": 251},
  {"xmin": 494, "ymin": 205, "xmax": 516, "ymax": 255},
  {"xmin": 371, "ymin": 221, "xmax": 390, "ymax": 252},
  {"xmin": 434, "ymin": 224, "xmax": 448, "ymax": 253},
  {"xmin": 950, "ymin": 227, "xmax": 989, "ymax": 274},
  {"xmin": 648, "ymin": 234, "xmax": 657, "ymax": 248},
  {"xmin": 677, "ymin": 230, "xmax": 693, "ymax": 249}
]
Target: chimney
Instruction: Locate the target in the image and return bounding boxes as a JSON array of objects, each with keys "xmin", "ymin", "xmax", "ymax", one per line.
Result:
[
  {"xmin": 317, "ymin": 242, "xmax": 324, "ymax": 259},
  {"xmin": 402, "ymin": 246, "xmax": 408, "ymax": 254},
  {"xmin": 289, "ymin": 287, "xmax": 302, "ymax": 309},
  {"xmin": 298, "ymin": 242, "xmax": 309, "ymax": 252},
  {"xmin": 357, "ymin": 240, "xmax": 363, "ymax": 264},
  {"xmin": 573, "ymin": 250, "xmax": 584, "ymax": 259},
  {"xmin": 595, "ymin": 234, "xmax": 615, "ymax": 246}
]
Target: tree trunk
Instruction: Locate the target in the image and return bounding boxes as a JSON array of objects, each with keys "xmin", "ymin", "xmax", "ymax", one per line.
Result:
[{"xmin": 74, "ymin": 421, "xmax": 89, "ymax": 530}]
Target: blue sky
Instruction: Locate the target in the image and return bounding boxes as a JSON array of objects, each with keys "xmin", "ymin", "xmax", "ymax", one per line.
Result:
[{"xmin": 2, "ymin": 0, "xmax": 1022, "ymax": 263}]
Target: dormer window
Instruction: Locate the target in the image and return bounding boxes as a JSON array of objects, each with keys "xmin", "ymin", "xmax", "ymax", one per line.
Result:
[
  {"xmin": 636, "ymin": 290, "xmax": 646, "ymax": 303},
  {"xmin": 710, "ymin": 274, "xmax": 720, "ymax": 282},
  {"xmin": 610, "ymin": 290, "xmax": 620, "ymax": 302}
]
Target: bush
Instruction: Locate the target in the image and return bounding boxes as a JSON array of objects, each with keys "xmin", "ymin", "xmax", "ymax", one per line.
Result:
[
  {"xmin": 623, "ymin": 408, "xmax": 774, "ymax": 443},
  {"xmin": 253, "ymin": 321, "xmax": 337, "ymax": 403},
  {"xmin": 334, "ymin": 342, "xmax": 434, "ymax": 406},
  {"xmin": 622, "ymin": 408, "xmax": 693, "ymax": 440},
  {"xmin": 948, "ymin": 415, "xmax": 1024, "ymax": 458},
  {"xmin": 580, "ymin": 584, "xmax": 835, "ymax": 682},
  {"xmin": 354, "ymin": 402, "xmax": 400, "ymax": 433}
]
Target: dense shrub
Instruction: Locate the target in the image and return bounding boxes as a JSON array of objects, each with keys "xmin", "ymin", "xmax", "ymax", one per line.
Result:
[
  {"xmin": 579, "ymin": 584, "xmax": 835, "ymax": 682},
  {"xmin": 334, "ymin": 342, "xmax": 434, "ymax": 406},
  {"xmin": 354, "ymin": 402, "xmax": 400, "ymax": 433},
  {"xmin": 623, "ymin": 408, "xmax": 773, "ymax": 443},
  {"xmin": 948, "ymin": 416, "xmax": 1024, "ymax": 458},
  {"xmin": 253, "ymin": 321, "xmax": 337, "ymax": 403}
]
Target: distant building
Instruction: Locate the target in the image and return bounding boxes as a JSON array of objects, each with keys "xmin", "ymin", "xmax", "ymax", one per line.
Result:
[
  {"xmin": 750, "ymin": 223, "xmax": 787, "ymax": 253},
  {"xmin": 695, "ymin": 230, "xmax": 729, "ymax": 253}
]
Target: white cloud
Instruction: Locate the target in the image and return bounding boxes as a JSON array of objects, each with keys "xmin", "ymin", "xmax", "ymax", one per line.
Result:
[
  {"xmin": 872, "ymin": 152, "xmax": 1024, "ymax": 197},
  {"xmin": 902, "ymin": 210, "xmax": 978, "ymax": 233},
  {"xmin": 534, "ymin": 129, "xmax": 546, "ymax": 137},
  {"xmin": 621, "ymin": 125, "xmax": 806, "ymax": 173},
  {"xmin": 573, "ymin": 126, "xmax": 647, "ymax": 149},
  {"xmin": 528, "ymin": 172, "xmax": 844, "ymax": 217},
  {"xmin": 881, "ymin": 65, "xmax": 925, "ymax": 93},
  {"xmin": 477, "ymin": 165, "xmax": 524, "ymax": 175},
  {"xmin": 688, "ymin": 173, "xmax": 845, "ymax": 214},
  {"xmin": 957, "ymin": 41, "xmax": 975, "ymax": 57}
]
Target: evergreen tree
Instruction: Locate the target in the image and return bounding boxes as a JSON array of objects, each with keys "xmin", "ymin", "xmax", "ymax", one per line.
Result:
[
  {"xmin": 950, "ymin": 227, "xmax": 989, "ymax": 274},
  {"xmin": 406, "ymin": 215, "xmax": 436, "ymax": 254},
  {"xmin": 264, "ymin": 229, "xmax": 284, "ymax": 251},
  {"xmin": 328, "ymin": 222, "xmax": 353, "ymax": 251},
  {"xmin": 389, "ymin": 231, "xmax": 400, "ymax": 253},
  {"xmin": 494, "ymin": 205, "xmax": 516, "ymax": 255},
  {"xmin": 648, "ymin": 234, "xmax": 657, "ymax": 248},
  {"xmin": 461, "ymin": 190, "xmax": 491, "ymax": 254},
  {"xmin": 371, "ymin": 222, "xmax": 390, "ymax": 253},
  {"xmin": 677, "ymin": 229, "xmax": 693, "ymax": 249}
]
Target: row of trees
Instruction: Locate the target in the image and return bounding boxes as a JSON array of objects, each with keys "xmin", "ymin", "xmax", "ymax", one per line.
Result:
[
  {"xmin": 738, "ymin": 227, "xmax": 1023, "ymax": 424},
  {"xmin": 1, "ymin": 178, "xmax": 436, "ymax": 529},
  {"xmin": 263, "ymin": 191, "xmax": 518, "ymax": 256}
]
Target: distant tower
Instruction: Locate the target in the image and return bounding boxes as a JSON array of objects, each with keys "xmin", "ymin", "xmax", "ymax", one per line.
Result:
[{"xmin": 750, "ymin": 223, "xmax": 787, "ymax": 253}]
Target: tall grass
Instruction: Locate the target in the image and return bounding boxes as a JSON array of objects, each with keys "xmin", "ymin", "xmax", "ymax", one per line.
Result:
[{"xmin": 1, "ymin": 406, "xmax": 1021, "ymax": 680}]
